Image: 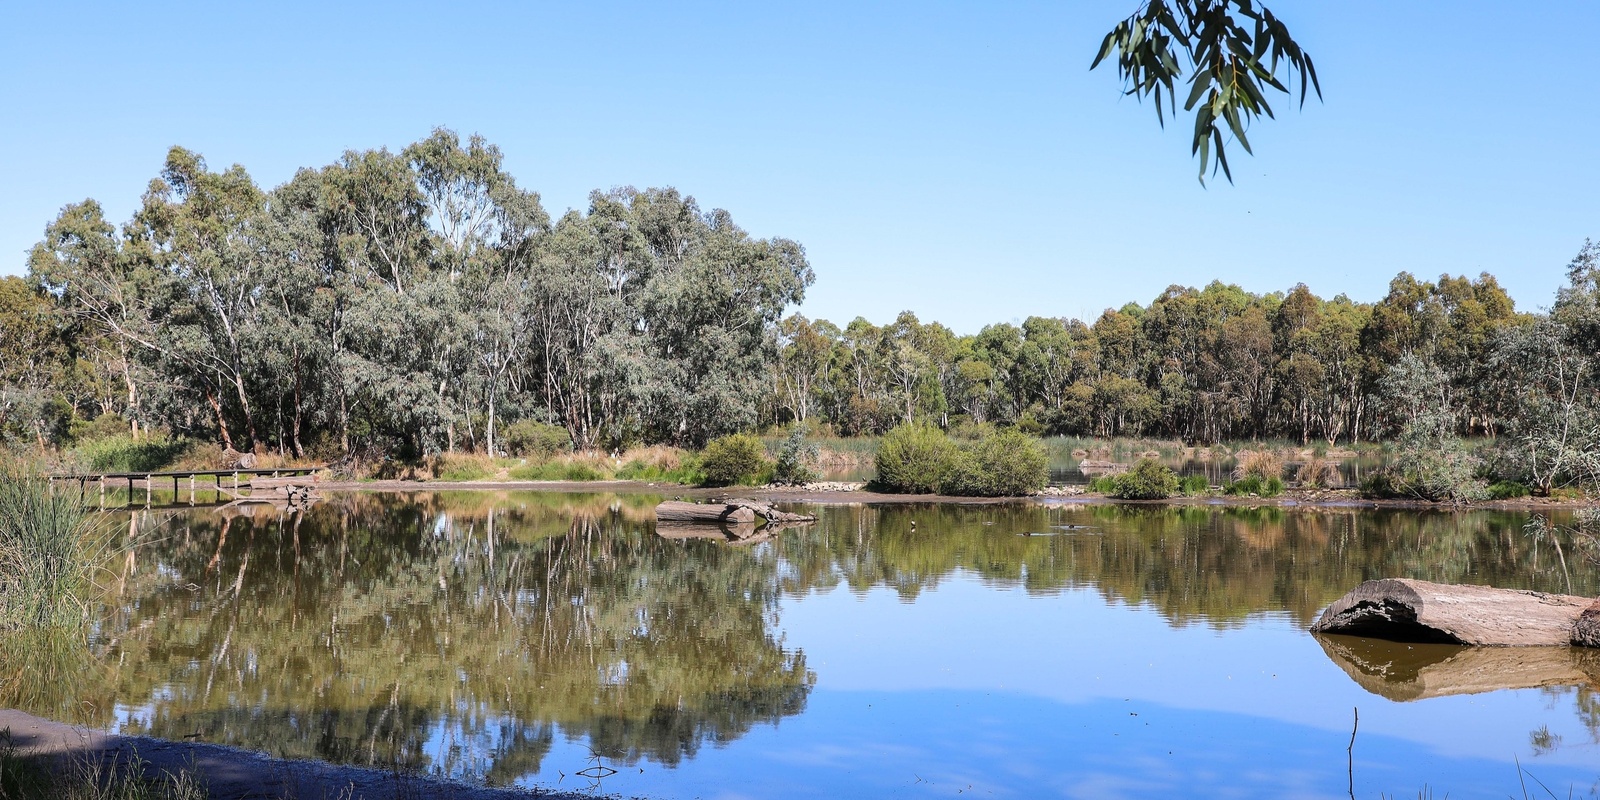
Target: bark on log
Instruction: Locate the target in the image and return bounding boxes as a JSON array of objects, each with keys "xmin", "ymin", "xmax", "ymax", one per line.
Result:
[
  {"xmin": 1574, "ymin": 599, "xmax": 1600, "ymax": 648},
  {"xmin": 654, "ymin": 501, "xmax": 757, "ymax": 525},
  {"xmin": 1316, "ymin": 633, "xmax": 1600, "ymax": 702},
  {"xmin": 715, "ymin": 498, "xmax": 817, "ymax": 523},
  {"xmin": 1311, "ymin": 578, "xmax": 1593, "ymax": 646}
]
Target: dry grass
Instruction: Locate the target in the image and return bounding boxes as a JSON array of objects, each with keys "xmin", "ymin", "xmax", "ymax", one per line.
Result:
[
  {"xmin": 1295, "ymin": 457, "xmax": 1344, "ymax": 489},
  {"xmin": 1232, "ymin": 449, "xmax": 1285, "ymax": 482}
]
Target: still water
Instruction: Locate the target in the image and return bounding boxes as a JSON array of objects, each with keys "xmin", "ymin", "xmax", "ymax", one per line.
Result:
[{"xmin": 6, "ymin": 492, "xmax": 1599, "ymax": 799}]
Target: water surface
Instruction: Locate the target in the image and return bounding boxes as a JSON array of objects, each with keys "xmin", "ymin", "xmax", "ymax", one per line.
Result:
[{"xmin": 6, "ymin": 493, "xmax": 1598, "ymax": 799}]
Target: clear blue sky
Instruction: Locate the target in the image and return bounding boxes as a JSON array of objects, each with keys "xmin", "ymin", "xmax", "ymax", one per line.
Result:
[{"xmin": 4, "ymin": 1, "xmax": 1597, "ymax": 334}]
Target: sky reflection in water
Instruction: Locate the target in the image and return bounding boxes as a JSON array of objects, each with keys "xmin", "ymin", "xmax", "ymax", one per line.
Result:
[{"xmin": 4, "ymin": 492, "xmax": 1597, "ymax": 799}]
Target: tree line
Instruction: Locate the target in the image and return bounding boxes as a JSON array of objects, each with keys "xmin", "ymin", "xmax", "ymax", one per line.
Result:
[
  {"xmin": 768, "ymin": 257, "xmax": 1600, "ymax": 454},
  {"xmin": 2, "ymin": 130, "xmax": 811, "ymax": 459},
  {"xmin": 2, "ymin": 131, "xmax": 1597, "ymax": 472}
]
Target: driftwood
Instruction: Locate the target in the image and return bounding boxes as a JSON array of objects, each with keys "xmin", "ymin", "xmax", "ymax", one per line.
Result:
[
  {"xmin": 1077, "ymin": 460, "xmax": 1128, "ymax": 475},
  {"xmin": 1311, "ymin": 578, "xmax": 1593, "ymax": 646},
  {"xmin": 712, "ymin": 498, "xmax": 817, "ymax": 524},
  {"xmin": 1316, "ymin": 634, "xmax": 1600, "ymax": 702},
  {"xmin": 655, "ymin": 502, "xmax": 757, "ymax": 525},
  {"xmin": 654, "ymin": 499, "xmax": 816, "ymax": 527}
]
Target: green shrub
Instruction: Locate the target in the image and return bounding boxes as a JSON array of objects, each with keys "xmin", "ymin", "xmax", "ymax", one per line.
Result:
[
  {"xmin": 699, "ymin": 433, "xmax": 770, "ymax": 487},
  {"xmin": 502, "ymin": 420, "xmax": 572, "ymax": 458},
  {"xmin": 1180, "ymin": 474, "xmax": 1211, "ymax": 495},
  {"xmin": 67, "ymin": 413, "xmax": 129, "ymax": 444},
  {"xmin": 1487, "ymin": 480, "xmax": 1530, "ymax": 500},
  {"xmin": 873, "ymin": 422, "xmax": 960, "ymax": 494},
  {"xmin": 1109, "ymin": 459, "xmax": 1179, "ymax": 500},
  {"xmin": 772, "ymin": 426, "xmax": 820, "ymax": 485},
  {"xmin": 74, "ymin": 435, "xmax": 191, "ymax": 473},
  {"xmin": 942, "ymin": 429, "xmax": 1049, "ymax": 497}
]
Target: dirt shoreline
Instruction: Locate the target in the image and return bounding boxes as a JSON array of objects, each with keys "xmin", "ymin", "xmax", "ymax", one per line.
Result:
[
  {"xmin": 316, "ymin": 478, "xmax": 1598, "ymax": 512},
  {"xmin": 0, "ymin": 709, "xmax": 599, "ymax": 800}
]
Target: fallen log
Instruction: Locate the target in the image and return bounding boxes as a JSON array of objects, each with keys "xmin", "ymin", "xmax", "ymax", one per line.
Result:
[
  {"xmin": 655, "ymin": 501, "xmax": 756, "ymax": 525},
  {"xmin": 1311, "ymin": 578, "xmax": 1593, "ymax": 646},
  {"xmin": 715, "ymin": 498, "xmax": 817, "ymax": 523},
  {"xmin": 1316, "ymin": 634, "xmax": 1600, "ymax": 702}
]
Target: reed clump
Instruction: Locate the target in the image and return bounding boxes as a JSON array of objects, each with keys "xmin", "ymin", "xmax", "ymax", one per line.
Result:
[{"xmin": 0, "ymin": 463, "xmax": 105, "ymax": 630}]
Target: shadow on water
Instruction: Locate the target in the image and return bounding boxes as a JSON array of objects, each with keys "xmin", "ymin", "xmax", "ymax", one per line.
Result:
[{"xmin": 2, "ymin": 492, "xmax": 1596, "ymax": 790}]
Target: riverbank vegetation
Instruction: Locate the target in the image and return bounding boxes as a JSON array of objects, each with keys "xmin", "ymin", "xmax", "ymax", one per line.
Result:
[
  {"xmin": 1, "ymin": 133, "xmax": 1597, "ymax": 500},
  {"xmin": 0, "ymin": 464, "xmax": 103, "ymax": 629}
]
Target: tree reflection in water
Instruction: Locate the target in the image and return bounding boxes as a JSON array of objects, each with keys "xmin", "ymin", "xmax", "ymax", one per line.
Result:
[{"xmin": 2, "ymin": 492, "xmax": 1594, "ymax": 786}]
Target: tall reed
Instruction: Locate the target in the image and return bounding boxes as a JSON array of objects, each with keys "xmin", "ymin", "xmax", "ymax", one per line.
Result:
[{"xmin": 0, "ymin": 464, "xmax": 103, "ymax": 629}]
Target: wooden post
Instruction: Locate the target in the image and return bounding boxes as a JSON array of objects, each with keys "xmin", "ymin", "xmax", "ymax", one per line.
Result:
[
  {"xmin": 189, "ymin": 475, "xmax": 196, "ymax": 506},
  {"xmin": 98, "ymin": 479, "xmax": 105, "ymax": 510},
  {"xmin": 143, "ymin": 475, "xmax": 151, "ymax": 509}
]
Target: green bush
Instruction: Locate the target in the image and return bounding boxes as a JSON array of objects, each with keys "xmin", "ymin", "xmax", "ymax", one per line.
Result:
[
  {"xmin": 772, "ymin": 426, "xmax": 820, "ymax": 485},
  {"xmin": 1486, "ymin": 480, "xmax": 1530, "ymax": 500},
  {"xmin": 874, "ymin": 424, "xmax": 1049, "ymax": 496},
  {"xmin": 699, "ymin": 433, "xmax": 770, "ymax": 487},
  {"xmin": 1109, "ymin": 459, "xmax": 1179, "ymax": 500},
  {"xmin": 74, "ymin": 435, "xmax": 191, "ymax": 473},
  {"xmin": 502, "ymin": 420, "xmax": 572, "ymax": 458},
  {"xmin": 942, "ymin": 429, "xmax": 1049, "ymax": 497},
  {"xmin": 1180, "ymin": 474, "xmax": 1211, "ymax": 495},
  {"xmin": 874, "ymin": 422, "xmax": 959, "ymax": 494},
  {"xmin": 67, "ymin": 413, "xmax": 129, "ymax": 444}
]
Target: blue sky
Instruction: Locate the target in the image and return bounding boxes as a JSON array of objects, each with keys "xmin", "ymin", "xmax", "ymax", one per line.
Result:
[{"xmin": 4, "ymin": 1, "xmax": 1598, "ymax": 333}]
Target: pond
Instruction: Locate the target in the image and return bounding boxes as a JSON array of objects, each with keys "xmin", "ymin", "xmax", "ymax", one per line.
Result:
[{"xmin": 5, "ymin": 492, "xmax": 1598, "ymax": 799}]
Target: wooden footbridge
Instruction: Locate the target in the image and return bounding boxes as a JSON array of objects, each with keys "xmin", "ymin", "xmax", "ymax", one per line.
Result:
[{"xmin": 48, "ymin": 467, "xmax": 324, "ymax": 510}]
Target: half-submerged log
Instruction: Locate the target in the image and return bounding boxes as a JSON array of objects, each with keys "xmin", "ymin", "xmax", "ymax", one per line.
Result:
[
  {"xmin": 653, "ymin": 499, "xmax": 816, "ymax": 526},
  {"xmin": 655, "ymin": 501, "xmax": 757, "ymax": 525},
  {"xmin": 1311, "ymin": 578, "xmax": 1592, "ymax": 646},
  {"xmin": 714, "ymin": 498, "xmax": 817, "ymax": 524},
  {"xmin": 1316, "ymin": 634, "xmax": 1600, "ymax": 702}
]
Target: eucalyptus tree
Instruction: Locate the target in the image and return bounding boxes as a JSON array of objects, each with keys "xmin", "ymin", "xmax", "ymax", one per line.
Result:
[
  {"xmin": 0, "ymin": 277, "xmax": 73, "ymax": 446},
  {"xmin": 1094, "ymin": 0, "xmax": 1320, "ymax": 183},
  {"xmin": 632, "ymin": 198, "xmax": 813, "ymax": 446},
  {"xmin": 28, "ymin": 200, "xmax": 149, "ymax": 437},
  {"xmin": 128, "ymin": 147, "xmax": 272, "ymax": 450}
]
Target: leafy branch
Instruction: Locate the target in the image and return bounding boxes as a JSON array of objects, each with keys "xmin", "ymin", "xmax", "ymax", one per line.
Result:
[{"xmin": 1092, "ymin": 0, "xmax": 1321, "ymax": 184}]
